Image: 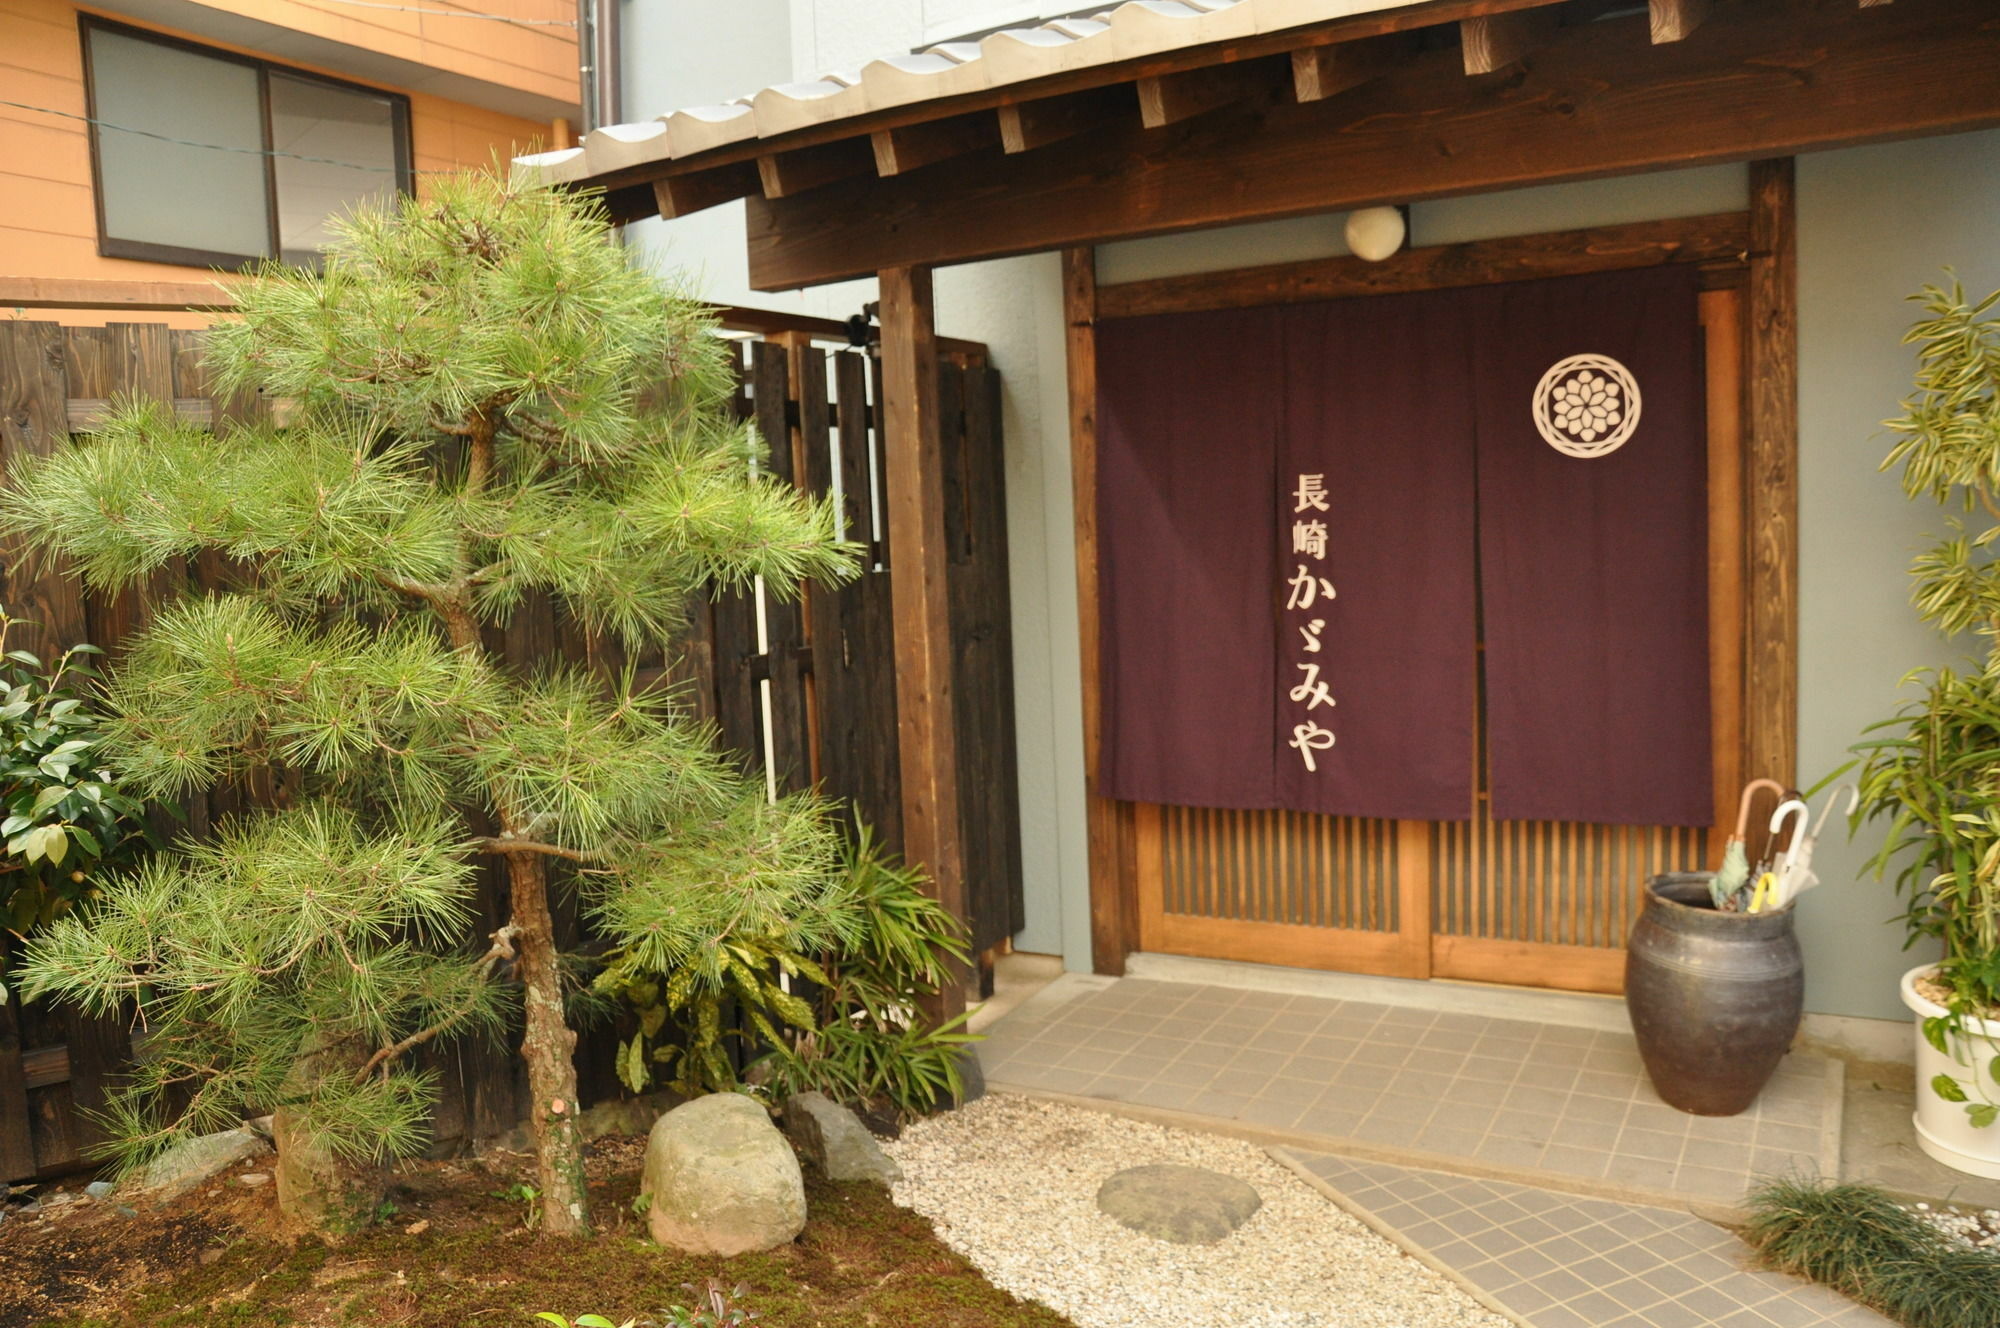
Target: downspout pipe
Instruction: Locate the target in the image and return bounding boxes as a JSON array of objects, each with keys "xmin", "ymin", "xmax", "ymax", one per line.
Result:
[{"xmin": 577, "ymin": 0, "xmax": 621, "ymax": 132}]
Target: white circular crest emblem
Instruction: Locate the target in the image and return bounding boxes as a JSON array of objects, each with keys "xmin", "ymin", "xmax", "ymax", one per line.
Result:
[{"xmin": 1532, "ymin": 353, "xmax": 1642, "ymax": 458}]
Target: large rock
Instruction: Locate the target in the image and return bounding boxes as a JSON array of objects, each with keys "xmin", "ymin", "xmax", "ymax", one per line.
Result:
[
  {"xmin": 1095, "ymin": 1164, "xmax": 1262, "ymax": 1245},
  {"xmin": 126, "ymin": 1127, "xmax": 271, "ymax": 1202},
  {"xmin": 643, "ymin": 1093, "xmax": 806, "ymax": 1255},
  {"xmin": 782, "ymin": 1093, "xmax": 902, "ymax": 1185}
]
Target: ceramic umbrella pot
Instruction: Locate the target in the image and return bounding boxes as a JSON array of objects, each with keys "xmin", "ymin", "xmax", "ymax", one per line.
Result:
[{"xmin": 1625, "ymin": 872, "xmax": 1804, "ymax": 1115}]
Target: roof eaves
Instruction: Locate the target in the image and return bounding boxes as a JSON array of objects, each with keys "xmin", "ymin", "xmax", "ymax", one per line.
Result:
[{"xmin": 514, "ymin": 0, "xmax": 1440, "ymax": 191}]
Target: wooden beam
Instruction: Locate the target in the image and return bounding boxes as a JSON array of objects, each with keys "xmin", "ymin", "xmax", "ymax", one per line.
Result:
[
  {"xmin": 1061, "ymin": 247, "xmax": 1133, "ymax": 977},
  {"xmin": 1649, "ymin": 0, "xmax": 1710, "ymax": 42},
  {"xmin": 711, "ymin": 305, "xmax": 988, "ymax": 362},
  {"xmin": 654, "ymin": 162, "xmax": 759, "ymax": 219},
  {"xmin": 746, "ymin": 0, "xmax": 2000, "ymax": 290},
  {"xmin": 1460, "ymin": 6, "xmax": 1560, "ymax": 74},
  {"xmin": 1138, "ymin": 58, "xmax": 1278, "ymax": 129},
  {"xmin": 571, "ymin": 0, "xmax": 1574, "ymax": 205},
  {"xmin": 871, "ymin": 112, "xmax": 1000, "ymax": 177},
  {"xmin": 998, "ymin": 84, "xmax": 1135, "ymax": 154},
  {"xmin": 1290, "ymin": 34, "xmax": 1409, "ymax": 103},
  {"xmin": 757, "ymin": 137, "xmax": 877, "ymax": 199},
  {"xmin": 1097, "ymin": 212, "xmax": 1750, "ymax": 318},
  {"xmin": 877, "ymin": 265, "xmax": 969, "ymax": 1017},
  {"xmin": 0, "ymin": 276, "xmax": 235, "ymax": 312},
  {"xmin": 1745, "ymin": 157, "xmax": 1798, "ymax": 788}
]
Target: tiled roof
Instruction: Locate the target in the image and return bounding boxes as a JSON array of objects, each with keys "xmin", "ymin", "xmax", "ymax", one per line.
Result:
[{"xmin": 514, "ymin": 0, "xmax": 1434, "ymax": 186}]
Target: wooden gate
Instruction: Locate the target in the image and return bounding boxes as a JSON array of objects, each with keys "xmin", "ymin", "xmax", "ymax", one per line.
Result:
[
  {"xmin": 1129, "ymin": 281, "xmax": 1748, "ymax": 995},
  {"xmin": 0, "ymin": 312, "xmax": 1021, "ymax": 1181}
]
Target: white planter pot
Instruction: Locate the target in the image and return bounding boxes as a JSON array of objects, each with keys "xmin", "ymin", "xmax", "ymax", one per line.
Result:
[{"xmin": 1900, "ymin": 964, "xmax": 2000, "ymax": 1179}]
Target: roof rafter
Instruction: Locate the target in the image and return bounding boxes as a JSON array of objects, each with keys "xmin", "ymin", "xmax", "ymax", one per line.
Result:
[{"xmin": 736, "ymin": 0, "xmax": 1998, "ymax": 289}]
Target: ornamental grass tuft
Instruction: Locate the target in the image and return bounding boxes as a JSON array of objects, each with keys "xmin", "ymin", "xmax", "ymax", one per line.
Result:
[{"xmin": 1742, "ymin": 1176, "xmax": 2000, "ymax": 1328}]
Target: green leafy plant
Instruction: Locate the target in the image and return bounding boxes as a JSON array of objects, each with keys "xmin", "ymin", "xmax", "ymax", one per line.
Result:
[
  {"xmin": 1743, "ymin": 1176, "xmax": 2000, "ymax": 1328},
  {"xmin": 661, "ymin": 1282, "xmax": 758, "ymax": 1328},
  {"xmin": 530, "ymin": 1284, "xmax": 755, "ymax": 1328},
  {"xmin": 492, "ymin": 1181, "xmax": 543, "ymax": 1230},
  {"xmin": 1851, "ymin": 278, "xmax": 2000, "ymax": 1129},
  {"xmin": 0, "ymin": 608, "xmax": 156, "ymax": 1001},
  {"xmin": 5, "ymin": 174, "xmax": 859, "ymax": 1236},
  {"xmin": 600, "ymin": 826, "xmax": 975, "ymax": 1117}
]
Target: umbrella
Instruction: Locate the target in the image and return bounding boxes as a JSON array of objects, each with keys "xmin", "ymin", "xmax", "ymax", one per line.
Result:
[
  {"xmin": 1754, "ymin": 799, "xmax": 1808, "ymax": 913},
  {"xmin": 1771, "ymin": 782, "xmax": 1859, "ymax": 909},
  {"xmin": 1715, "ymin": 778, "xmax": 1786, "ymax": 908}
]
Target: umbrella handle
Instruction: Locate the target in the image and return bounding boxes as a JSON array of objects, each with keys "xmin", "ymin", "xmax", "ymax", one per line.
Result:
[
  {"xmin": 1768, "ymin": 798, "xmax": 1808, "ymax": 859},
  {"xmin": 1811, "ymin": 781, "xmax": 1859, "ymax": 839},
  {"xmin": 1733, "ymin": 778, "xmax": 1787, "ymax": 839}
]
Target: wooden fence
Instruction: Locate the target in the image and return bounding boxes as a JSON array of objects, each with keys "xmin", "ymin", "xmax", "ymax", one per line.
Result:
[{"xmin": 0, "ymin": 316, "xmax": 1021, "ymax": 1181}]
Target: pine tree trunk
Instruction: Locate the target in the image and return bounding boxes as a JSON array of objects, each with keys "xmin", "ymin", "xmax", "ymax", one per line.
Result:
[
  {"xmin": 272, "ymin": 1035, "xmax": 384, "ymax": 1240},
  {"xmin": 272, "ymin": 1106, "xmax": 384, "ymax": 1241},
  {"xmin": 507, "ymin": 848, "xmax": 592, "ymax": 1236}
]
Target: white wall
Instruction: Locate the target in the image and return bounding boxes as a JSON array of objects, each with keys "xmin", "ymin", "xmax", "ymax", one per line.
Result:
[
  {"xmin": 1794, "ymin": 129, "xmax": 2000, "ymax": 1021},
  {"xmin": 620, "ymin": 0, "xmax": 1083, "ymax": 958},
  {"xmin": 619, "ymin": 0, "xmax": 2000, "ymax": 1014}
]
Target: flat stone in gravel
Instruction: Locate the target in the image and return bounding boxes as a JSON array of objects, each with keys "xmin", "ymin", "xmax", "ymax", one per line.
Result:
[
  {"xmin": 884, "ymin": 1095, "xmax": 1510, "ymax": 1328},
  {"xmin": 1096, "ymin": 1164, "xmax": 1260, "ymax": 1244}
]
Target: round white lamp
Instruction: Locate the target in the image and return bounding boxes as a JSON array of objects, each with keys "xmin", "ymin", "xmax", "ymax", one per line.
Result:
[{"xmin": 1345, "ymin": 206, "xmax": 1407, "ymax": 262}]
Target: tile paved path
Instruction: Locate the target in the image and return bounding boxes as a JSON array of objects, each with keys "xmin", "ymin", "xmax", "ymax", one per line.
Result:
[
  {"xmin": 1290, "ymin": 1152, "xmax": 1893, "ymax": 1328},
  {"xmin": 979, "ymin": 977, "xmax": 1841, "ymax": 1205}
]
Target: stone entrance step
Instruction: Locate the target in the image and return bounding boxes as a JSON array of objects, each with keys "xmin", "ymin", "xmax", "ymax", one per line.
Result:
[{"xmin": 1283, "ymin": 1151, "xmax": 1893, "ymax": 1328}]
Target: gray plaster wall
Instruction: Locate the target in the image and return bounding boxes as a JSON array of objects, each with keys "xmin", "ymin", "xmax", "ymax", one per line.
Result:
[{"xmin": 617, "ymin": 1, "xmax": 2000, "ymax": 1019}]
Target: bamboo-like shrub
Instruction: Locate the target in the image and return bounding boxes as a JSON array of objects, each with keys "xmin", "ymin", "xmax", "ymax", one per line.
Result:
[{"xmin": 1854, "ymin": 279, "xmax": 2000, "ymax": 1130}]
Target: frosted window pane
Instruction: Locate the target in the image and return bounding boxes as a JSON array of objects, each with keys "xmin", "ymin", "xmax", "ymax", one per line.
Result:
[
  {"xmin": 90, "ymin": 30, "xmax": 270, "ymax": 260},
  {"xmin": 270, "ymin": 74, "xmax": 400, "ymax": 264}
]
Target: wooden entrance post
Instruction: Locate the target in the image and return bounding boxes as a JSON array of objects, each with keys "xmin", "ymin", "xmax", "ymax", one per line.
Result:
[
  {"xmin": 878, "ymin": 266, "xmax": 969, "ymax": 1019},
  {"xmin": 1064, "ymin": 247, "xmax": 1138, "ymax": 976}
]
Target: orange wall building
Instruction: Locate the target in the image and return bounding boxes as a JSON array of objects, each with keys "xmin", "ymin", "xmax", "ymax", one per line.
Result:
[{"xmin": 2, "ymin": 0, "xmax": 580, "ymax": 322}]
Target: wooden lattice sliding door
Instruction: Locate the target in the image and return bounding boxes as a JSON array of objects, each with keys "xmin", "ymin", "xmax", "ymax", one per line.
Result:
[{"xmin": 1131, "ymin": 285, "xmax": 1746, "ymax": 994}]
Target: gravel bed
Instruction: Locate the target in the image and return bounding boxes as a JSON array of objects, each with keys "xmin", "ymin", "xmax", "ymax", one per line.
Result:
[
  {"xmin": 883, "ymin": 1095, "xmax": 1511, "ymax": 1328},
  {"xmin": 1905, "ymin": 1200, "xmax": 2000, "ymax": 1252}
]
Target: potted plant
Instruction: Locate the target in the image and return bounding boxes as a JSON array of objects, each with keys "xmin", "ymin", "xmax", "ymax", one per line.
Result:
[{"xmin": 1852, "ymin": 279, "xmax": 2000, "ymax": 1178}]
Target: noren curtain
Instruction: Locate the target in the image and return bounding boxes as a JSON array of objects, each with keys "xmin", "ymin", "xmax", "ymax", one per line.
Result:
[
  {"xmin": 1275, "ymin": 290, "xmax": 1478, "ymax": 821},
  {"xmin": 1095, "ymin": 265, "xmax": 1710, "ymax": 828},
  {"xmin": 1097, "ymin": 306, "xmax": 1282, "ymax": 810},
  {"xmin": 1471, "ymin": 265, "xmax": 1711, "ymax": 826}
]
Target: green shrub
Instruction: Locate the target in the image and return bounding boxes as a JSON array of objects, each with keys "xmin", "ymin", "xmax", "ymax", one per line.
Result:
[
  {"xmin": 1743, "ymin": 1176, "xmax": 2000, "ymax": 1328},
  {"xmin": 598, "ymin": 825, "xmax": 976, "ymax": 1117},
  {"xmin": 0, "ymin": 607, "xmax": 157, "ymax": 1003}
]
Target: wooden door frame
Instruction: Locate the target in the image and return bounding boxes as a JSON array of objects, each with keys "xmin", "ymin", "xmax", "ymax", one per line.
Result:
[{"xmin": 1068, "ymin": 163, "xmax": 1799, "ymax": 977}]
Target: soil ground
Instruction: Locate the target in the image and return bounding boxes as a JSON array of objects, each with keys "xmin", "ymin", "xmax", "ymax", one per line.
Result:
[{"xmin": 0, "ymin": 1132, "xmax": 1075, "ymax": 1328}]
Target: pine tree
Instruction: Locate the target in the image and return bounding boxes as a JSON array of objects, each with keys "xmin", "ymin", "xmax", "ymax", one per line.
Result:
[{"xmin": 5, "ymin": 175, "xmax": 860, "ymax": 1236}]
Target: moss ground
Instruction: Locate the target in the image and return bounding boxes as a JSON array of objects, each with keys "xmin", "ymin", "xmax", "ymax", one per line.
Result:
[{"xmin": 8, "ymin": 1136, "xmax": 1073, "ymax": 1328}]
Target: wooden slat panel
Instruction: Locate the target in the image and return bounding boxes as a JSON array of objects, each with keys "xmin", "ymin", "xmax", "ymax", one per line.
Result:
[
  {"xmin": 947, "ymin": 361, "xmax": 1025, "ymax": 949},
  {"xmin": 0, "ymin": 957, "xmax": 37, "ymax": 1180},
  {"xmin": 807, "ymin": 351, "xmax": 905, "ymax": 853},
  {"xmin": 0, "ymin": 321, "xmax": 89, "ymax": 668},
  {"xmin": 755, "ymin": 337, "xmax": 813, "ymax": 793}
]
